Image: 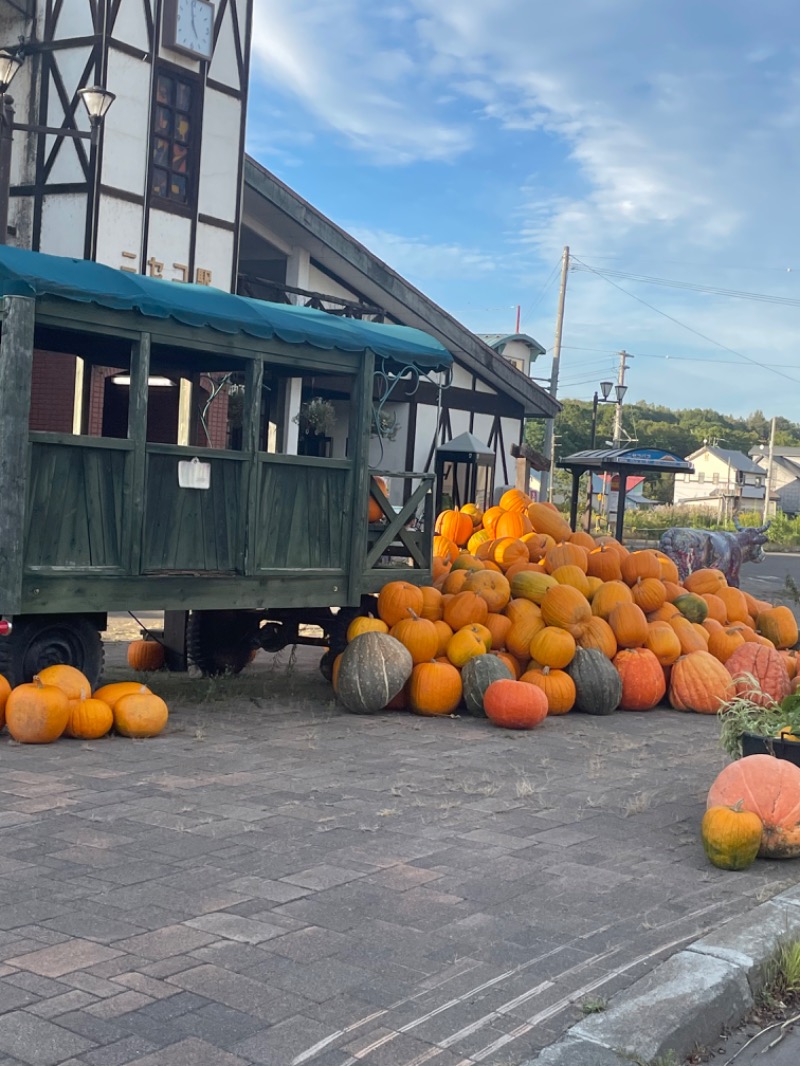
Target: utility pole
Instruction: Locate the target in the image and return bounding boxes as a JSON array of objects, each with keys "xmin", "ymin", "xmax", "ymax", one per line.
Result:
[
  {"xmin": 612, "ymin": 350, "xmax": 633, "ymax": 448},
  {"xmin": 539, "ymin": 245, "xmax": 569, "ymax": 501},
  {"xmin": 762, "ymin": 415, "xmax": 776, "ymax": 524}
]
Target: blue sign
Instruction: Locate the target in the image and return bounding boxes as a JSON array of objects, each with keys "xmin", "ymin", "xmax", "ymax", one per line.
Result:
[{"xmin": 621, "ymin": 448, "xmax": 684, "ymax": 465}]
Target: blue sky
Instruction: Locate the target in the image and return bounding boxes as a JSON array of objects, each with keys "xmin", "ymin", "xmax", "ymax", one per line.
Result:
[{"xmin": 246, "ymin": 0, "xmax": 800, "ymax": 423}]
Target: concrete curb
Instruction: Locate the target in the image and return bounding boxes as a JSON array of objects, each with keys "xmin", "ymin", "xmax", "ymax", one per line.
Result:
[{"xmin": 522, "ymin": 884, "xmax": 800, "ymax": 1066}]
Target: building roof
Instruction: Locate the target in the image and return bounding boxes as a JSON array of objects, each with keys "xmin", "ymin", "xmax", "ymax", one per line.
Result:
[
  {"xmin": 0, "ymin": 246, "xmax": 453, "ymax": 371},
  {"xmin": 436, "ymin": 431, "xmax": 494, "ymax": 462},
  {"xmin": 749, "ymin": 445, "xmax": 800, "ymax": 459},
  {"xmin": 686, "ymin": 445, "xmax": 764, "ymax": 474},
  {"xmin": 559, "ymin": 446, "xmax": 694, "ymax": 475},
  {"xmin": 242, "ymin": 157, "xmax": 559, "ymax": 419},
  {"xmin": 477, "ymin": 333, "xmax": 547, "ymax": 357}
]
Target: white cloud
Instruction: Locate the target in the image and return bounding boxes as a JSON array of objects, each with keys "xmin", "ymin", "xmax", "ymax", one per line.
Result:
[{"xmin": 346, "ymin": 226, "xmax": 501, "ymax": 284}]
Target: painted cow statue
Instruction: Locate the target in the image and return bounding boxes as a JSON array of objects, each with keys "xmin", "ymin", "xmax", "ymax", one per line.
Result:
[{"xmin": 659, "ymin": 517, "xmax": 770, "ymax": 588}]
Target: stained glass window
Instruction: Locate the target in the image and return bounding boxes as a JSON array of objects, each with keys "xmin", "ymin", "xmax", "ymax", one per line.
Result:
[{"xmin": 151, "ymin": 69, "xmax": 197, "ymax": 207}]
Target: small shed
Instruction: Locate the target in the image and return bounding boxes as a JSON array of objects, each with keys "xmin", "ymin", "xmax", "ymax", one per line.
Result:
[{"xmin": 558, "ymin": 447, "xmax": 695, "ymax": 541}]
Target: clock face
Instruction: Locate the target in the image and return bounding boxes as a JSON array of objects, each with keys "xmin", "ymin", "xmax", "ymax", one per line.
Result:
[{"xmin": 173, "ymin": 0, "xmax": 215, "ymax": 59}]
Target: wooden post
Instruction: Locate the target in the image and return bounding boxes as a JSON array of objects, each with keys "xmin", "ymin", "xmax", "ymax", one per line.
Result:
[
  {"xmin": 0, "ymin": 296, "xmax": 35, "ymax": 614},
  {"xmin": 348, "ymin": 351, "xmax": 375, "ymax": 603}
]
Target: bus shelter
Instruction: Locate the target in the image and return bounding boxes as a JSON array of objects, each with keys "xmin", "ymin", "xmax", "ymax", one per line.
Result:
[{"xmin": 558, "ymin": 447, "xmax": 694, "ymax": 542}]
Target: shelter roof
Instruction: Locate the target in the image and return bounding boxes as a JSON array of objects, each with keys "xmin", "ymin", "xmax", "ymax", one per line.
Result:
[
  {"xmin": 0, "ymin": 245, "xmax": 453, "ymax": 372},
  {"xmin": 559, "ymin": 446, "xmax": 694, "ymax": 475},
  {"xmin": 436, "ymin": 432, "xmax": 494, "ymax": 462}
]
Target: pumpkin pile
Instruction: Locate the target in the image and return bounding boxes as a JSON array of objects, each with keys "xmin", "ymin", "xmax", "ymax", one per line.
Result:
[
  {"xmin": 330, "ymin": 490, "xmax": 799, "ymax": 724},
  {"xmin": 0, "ymin": 664, "xmax": 169, "ymax": 744}
]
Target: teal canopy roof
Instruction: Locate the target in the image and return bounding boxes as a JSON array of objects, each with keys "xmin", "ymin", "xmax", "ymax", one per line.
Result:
[{"xmin": 0, "ymin": 246, "xmax": 453, "ymax": 371}]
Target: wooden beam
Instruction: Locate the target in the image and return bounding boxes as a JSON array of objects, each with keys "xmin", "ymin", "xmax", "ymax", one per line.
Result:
[
  {"xmin": 347, "ymin": 350, "xmax": 374, "ymax": 602},
  {"xmin": 0, "ymin": 298, "xmax": 36, "ymax": 615}
]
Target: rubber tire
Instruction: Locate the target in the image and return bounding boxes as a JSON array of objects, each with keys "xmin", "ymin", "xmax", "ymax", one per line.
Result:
[
  {"xmin": 187, "ymin": 610, "xmax": 261, "ymax": 677},
  {"xmin": 0, "ymin": 614, "xmax": 104, "ymax": 689}
]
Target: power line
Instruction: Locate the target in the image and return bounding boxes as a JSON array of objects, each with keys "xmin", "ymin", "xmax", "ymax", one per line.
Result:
[
  {"xmin": 570, "ymin": 256, "xmax": 800, "ymax": 386},
  {"xmin": 572, "ymin": 263, "xmax": 800, "ymax": 308},
  {"xmin": 519, "ymin": 260, "xmax": 561, "ymax": 330},
  {"xmin": 559, "ymin": 345, "xmax": 800, "ymax": 369}
]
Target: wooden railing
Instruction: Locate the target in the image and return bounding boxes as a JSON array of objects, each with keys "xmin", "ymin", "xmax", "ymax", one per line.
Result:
[{"xmin": 362, "ymin": 471, "xmax": 435, "ymax": 589}]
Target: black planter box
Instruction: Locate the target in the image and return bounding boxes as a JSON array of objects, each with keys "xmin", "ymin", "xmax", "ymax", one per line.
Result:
[{"xmin": 741, "ymin": 732, "xmax": 800, "ymax": 767}]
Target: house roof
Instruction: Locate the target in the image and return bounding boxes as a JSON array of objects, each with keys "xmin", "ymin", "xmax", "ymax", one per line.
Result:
[
  {"xmin": 477, "ymin": 333, "xmax": 547, "ymax": 357},
  {"xmin": 686, "ymin": 445, "xmax": 764, "ymax": 474},
  {"xmin": 242, "ymin": 157, "xmax": 559, "ymax": 419},
  {"xmin": 0, "ymin": 246, "xmax": 453, "ymax": 371},
  {"xmin": 749, "ymin": 445, "xmax": 800, "ymax": 459}
]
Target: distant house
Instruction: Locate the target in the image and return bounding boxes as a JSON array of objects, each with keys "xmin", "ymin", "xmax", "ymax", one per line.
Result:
[
  {"xmin": 673, "ymin": 445, "xmax": 765, "ymax": 515},
  {"xmin": 477, "ymin": 334, "xmax": 547, "ymax": 378},
  {"xmin": 749, "ymin": 446, "xmax": 800, "ymax": 517}
]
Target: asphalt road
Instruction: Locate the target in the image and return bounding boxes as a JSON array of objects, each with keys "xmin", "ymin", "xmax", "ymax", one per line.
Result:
[{"xmin": 739, "ymin": 552, "xmax": 800, "ymax": 616}]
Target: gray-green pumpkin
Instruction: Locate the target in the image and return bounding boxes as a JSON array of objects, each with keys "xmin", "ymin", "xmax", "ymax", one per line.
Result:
[
  {"xmin": 336, "ymin": 632, "xmax": 413, "ymax": 714},
  {"xmin": 674, "ymin": 593, "xmax": 708, "ymax": 624},
  {"xmin": 461, "ymin": 655, "xmax": 514, "ymax": 715},
  {"xmin": 566, "ymin": 647, "xmax": 622, "ymax": 715}
]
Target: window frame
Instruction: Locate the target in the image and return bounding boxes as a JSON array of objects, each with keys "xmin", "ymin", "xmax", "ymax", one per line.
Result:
[{"xmin": 148, "ymin": 62, "xmax": 204, "ymax": 218}]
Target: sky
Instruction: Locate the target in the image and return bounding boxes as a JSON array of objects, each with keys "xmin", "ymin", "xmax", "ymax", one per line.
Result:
[{"xmin": 245, "ymin": 0, "xmax": 800, "ymax": 427}]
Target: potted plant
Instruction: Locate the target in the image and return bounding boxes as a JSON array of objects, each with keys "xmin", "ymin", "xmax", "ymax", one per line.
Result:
[
  {"xmin": 719, "ymin": 686, "xmax": 800, "ymax": 766},
  {"xmin": 294, "ymin": 396, "xmax": 336, "ymax": 455}
]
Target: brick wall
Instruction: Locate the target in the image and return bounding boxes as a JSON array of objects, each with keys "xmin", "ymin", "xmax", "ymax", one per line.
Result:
[{"xmin": 29, "ymin": 352, "xmax": 76, "ymax": 433}]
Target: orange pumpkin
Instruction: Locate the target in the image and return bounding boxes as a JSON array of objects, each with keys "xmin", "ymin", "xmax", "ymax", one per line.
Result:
[
  {"xmin": 648, "ymin": 602, "xmax": 680, "ymax": 623},
  {"xmin": 613, "ymin": 647, "xmax": 666, "ymax": 711},
  {"xmin": 522, "ymin": 532, "xmax": 556, "ymax": 562},
  {"xmin": 505, "ymin": 613, "xmax": 546, "ymax": 659},
  {"xmin": 499, "ymin": 488, "xmax": 532, "ymax": 513},
  {"xmin": 491, "ymin": 650, "xmax": 522, "ymax": 679},
  {"xmin": 707, "ymin": 625, "xmax": 747, "ymax": 665},
  {"xmin": 540, "ymin": 584, "xmax": 592, "ymax": 634},
  {"xmin": 529, "ymin": 626, "xmax": 576, "ymax": 670},
  {"xmin": 127, "ymin": 639, "xmax": 166, "ymax": 672},
  {"xmin": 94, "ymin": 681, "xmax": 152, "ymax": 708},
  {"xmin": 433, "ymin": 535, "xmax": 460, "ymax": 563},
  {"xmin": 631, "ymin": 577, "xmax": 667, "ymax": 615},
  {"xmin": 377, "ymin": 581, "xmax": 425, "ymax": 627},
  {"xmin": 65, "ymin": 696, "xmax": 113, "ymax": 740},
  {"xmin": 701, "ymin": 593, "xmax": 728, "ymax": 625},
  {"xmin": 432, "ymin": 556, "xmax": 452, "ymax": 587},
  {"xmin": 347, "ymin": 616, "xmax": 390, "ymax": 641},
  {"xmin": 436, "ymin": 508, "xmax": 474, "ymax": 547},
  {"xmin": 608, "ymin": 603, "xmax": 648, "ymax": 649},
  {"xmin": 390, "ymin": 612, "xmax": 440, "ymax": 665},
  {"xmin": 569, "ymin": 531, "xmax": 596, "ymax": 551},
  {"xmin": 519, "ymin": 666, "xmax": 576, "ymax": 714},
  {"xmin": 526, "ymin": 502, "xmax": 571, "ymax": 542},
  {"xmin": 707, "ymin": 755, "xmax": 800, "ymax": 858},
  {"xmin": 653, "ymin": 551, "xmax": 680, "ymax": 584},
  {"xmin": 442, "ymin": 569, "xmax": 470, "ymax": 595},
  {"xmin": 758, "ymin": 606, "xmax": 799, "ymax": 650},
  {"xmin": 484, "ymin": 612, "xmax": 513, "ymax": 650},
  {"xmin": 718, "ymin": 586, "xmax": 750, "ymax": 625},
  {"xmin": 491, "ymin": 537, "xmax": 529, "ymax": 571},
  {"xmin": 576, "ymin": 616, "xmax": 617, "ymax": 659},
  {"xmin": 463, "ymin": 570, "xmax": 511, "ymax": 613},
  {"xmin": 504, "ymin": 598, "xmax": 543, "ymax": 625},
  {"xmin": 409, "ymin": 660, "xmax": 462, "ymax": 716},
  {"xmin": 591, "ymin": 580, "xmax": 634, "ymax": 619},
  {"xmin": 586, "ymin": 546, "xmax": 622, "ymax": 582},
  {"xmin": 0, "ymin": 673, "xmax": 10, "ymax": 731},
  {"xmin": 683, "ymin": 568, "xmax": 727, "ymax": 596},
  {"xmin": 669, "ymin": 651, "xmax": 735, "ymax": 714},
  {"xmin": 433, "ymin": 620, "xmax": 454, "ymax": 658},
  {"xmin": 467, "ymin": 529, "xmax": 491, "ymax": 555},
  {"xmin": 662, "ymin": 580, "xmax": 685, "ymax": 603},
  {"xmin": 669, "ymin": 615, "xmax": 708, "ymax": 655},
  {"xmin": 481, "ymin": 506, "xmax": 505, "ymax": 537},
  {"xmin": 450, "ymin": 552, "xmax": 485, "ymax": 572},
  {"xmin": 495, "ymin": 510, "xmax": 533, "ymax": 540},
  {"xmin": 446, "ymin": 628, "xmax": 487, "ymax": 668},
  {"xmin": 460, "ymin": 502, "xmax": 484, "ymax": 527},
  {"xmin": 36, "ymin": 664, "xmax": 92, "ymax": 703},
  {"xmin": 544, "ymin": 542, "xmax": 589, "ymax": 575},
  {"xmin": 113, "ymin": 688, "xmax": 169, "ymax": 738},
  {"xmin": 550, "ymin": 564, "xmax": 591, "ymax": 598},
  {"xmin": 483, "ymin": 678, "xmax": 549, "ymax": 730},
  {"xmin": 620, "ymin": 551, "xmax": 661, "ymax": 586},
  {"xmin": 5, "ymin": 679, "xmax": 70, "ymax": 743},
  {"xmin": 443, "ymin": 591, "xmax": 489, "ymax": 631},
  {"xmin": 368, "ymin": 476, "xmax": 389, "ymax": 522},
  {"xmin": 644, "ymin": 621, "xmax": 682, "ymax": 666},
  {"xmin": 419, "ymin": 586, "xmax": 444, "ymax": 622}
]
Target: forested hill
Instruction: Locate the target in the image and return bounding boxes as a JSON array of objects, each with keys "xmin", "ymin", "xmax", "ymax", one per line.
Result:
[{"xmin": 526, "ymin": 402, "xmax": 800, "ymax": 461}]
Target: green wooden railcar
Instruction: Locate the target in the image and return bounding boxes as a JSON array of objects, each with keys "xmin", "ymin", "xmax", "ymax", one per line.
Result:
[{"xmin": 0, "ymin": 247, "xmax": 452, "ymax": 686}]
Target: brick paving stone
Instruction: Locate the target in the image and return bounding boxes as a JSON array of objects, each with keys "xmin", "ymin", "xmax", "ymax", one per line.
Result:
[
  {"xmin": 26, "ymin": 991, "xmax": 96, "ymax": 1019},
  {"xmin": 0, "ymin": 1012, "xmax": 94, "ymax": 1065},
  {"xmin": 110, "ymin": 971, "xmax": 179, "ymax": 999},
  {"xmin": 4, "ymin": 941, "xmax": 121, "ymax": 978},
  {"xmin": 263, "ymin": 925, "xmax": 348, "ymax": 962},
  {"xmin": 232, "ymin": 1014, "xmax": 337, "ymax": 1065},
  {"xmin": 115, "ymin": 1036, "xmax": 250, "ymax": 1065},
  {"xmin": 114, "ymin": 924, "xmax": 218, "ymax": 959},
  {"xmin": 167, "ymin": 962, "xmax": 312, "ymax": 1023},
  {"xmin": 280, "ymin": 864, "xmax": 372, "ymax": 890},
  {"xmin": 184, "ymin": 913, "xmax": 288, "ymax": 944},
  {"xmin": 83, "ymin": 990, "xmax": 154, "ymax": 1018},
  {"xmin": 170, "ymin": 1002, "xmax": 267, "ymax": 1048},
  {"xmin": 80, "ymin": 1036, "xmax": 157, "ymax": 1066},
  {"xmin": 0, "ymin": 983, "xmax": 39, "ymax": 1014}
]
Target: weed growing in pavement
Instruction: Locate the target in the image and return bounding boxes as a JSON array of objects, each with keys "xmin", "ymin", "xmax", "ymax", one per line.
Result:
[
  {"xmin": 623, "ymin": 791, "xmax": 656, "ymax": 816},
  {"xmin": 580, "ymin": 996, "xmax": 607, "ymax": 1014},
  {"xmin": 760, "ymin": 939, "xmax": 800, "ymax": 1008}
]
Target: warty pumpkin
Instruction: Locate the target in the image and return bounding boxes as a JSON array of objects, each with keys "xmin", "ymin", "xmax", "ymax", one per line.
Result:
[
  {"xmin": 566, "ymin": 647, "xmax": 622, "ymax": 715},
  {"xmin": 113, "ymin": 688, "xmax": 169, "ymax": 738},
  {"xmin": 701, "ymin": 803, "xmax": 763, "ymax": 870},
  {"xmin": 613, "ymin": 647, "xmax": 666, "ymax": 711},
  {"xmin": 519, "ymin": 665, "xmax": 575, "ymax": 715},
  {"xmin": 336, "ymin": 632, "xmax": 413, "ymax": 714},
  {"xmin": 6, "ymin": 679, "xmax": 70, "ymax": 743},
  {"xmin": 707, "ymin": 755, "xmax": 800, "ymax": 859},
  {"xmin": 483, "ymin": 678, "xmax": 548, "ymax": 729},
  {"xmin": 668, "ymin": 651, "xmax": 735, "ymax": 714},
  {"xmin": 725, "ymin": 642, "xmax": 791, "ymax": 706},
  {"xmin": 461, "ymin": 655, "xmax": 514, "ymax": 715},
  {"xmin": 409, "ymin": 660, "xmax": 462, "ymax": 716},
  {"xmin": 377, "ymin": 581, "xmax": 425, "ymax": 627}
]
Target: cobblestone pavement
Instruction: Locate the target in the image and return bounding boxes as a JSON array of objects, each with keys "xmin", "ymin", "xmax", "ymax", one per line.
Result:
[{"xmin": 1, "ymin": 641, "xmax": 799, "ymax": 1066}]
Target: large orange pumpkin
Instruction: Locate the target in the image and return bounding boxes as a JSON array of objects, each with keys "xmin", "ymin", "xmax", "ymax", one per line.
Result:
[
  {"xmin": 718, "ymin": 586, "xmax": 750, "ymax": 625},
  {"xmin": 499, "ymin": 488, "xmax": 531, "ymax": 513},
  {"xmin": 529, "ymin": 626, "xmax": 576, "ymax": 670},
  {"xmin": 436, "ymin": 509, "xmax": 474, "ymax": 547},
  {"xmin": 377, "ymin": 581, "xmax": 425, "ymax": 627},
  {"xmin": 684, "ymin": 568, "xmax": 727, "ymax": 596},
  {"xmin": 522, "ymin": 532, "xmax": 556, "ymax": 562},
  {"xmin": 390, "ymin": 612, "xmax": 440, "ymax": 665},
  {"xmin": 65, "ymin": 696, "xmax": 114, "ymax": 740},
  {"xmin": 631, "ymin": 577, "xmax": 667, "ymax": 615},
  {"xmin": 586, "ymin": 546, "xmax": 622, "ymax": 582},
  {"xmin": 113, "ymin": 688, "xmax": 169, "ymax": 738},
  {"xmin": 94, "ymin": 681, "xmax": 152, "ymax": 708},
  {"xmin": 484, "ymin": 612, "xmax": 513, "ymax": 650},
  {"xmin": 544, "ymin": 542, "xmax": 589, "ymax": 575},
  {"xmin": 613, "ymin": 648, "xmax": 666, "ymax": 711},
  {"xmin": 620, "ymin": 551, "xmax": 661, "ymax": 586},
  {"xmin": 491, "ymin": 537, "xmax": 529, "ymax": 571},
  {"xmin": 463, "ymin": 570, "xmax": 511, "ymax": 613},
  {"xmin": 347, "ymin": 616, "xmax": 390, "ymax": 641},
  {"xmin": 540, "ymin": 584, "xmax": 592, "ymax": 634},
  {"xmin": 653, "ymin": 551, "xmax": 680, "ymax": 584},
  {"xmin": 526, "ymin": 503, "xmax": 571, "ymax": 542},
  {"xmin": 443, "ymin": 591, "xmax": 489, "ymax": 631},
  {"xmin": 725, "ymin": 642, "xmax": 791, "ymax": 706},
  {"xmin": 670, "ymin": 615, "xmax": 708, "ymax": 655},
  {"xmin": 707, "ymin": 755, "xmax": 800, "ymax": 858},
  {"xmin": 483, "ymin": 678, "xmax": 548, "ymax": 730},
  {"xmin": 669, "ymin": 651, "xmax": 735, "ymax": 713},
  {"xmin": 0, "ymin": 673, "xmax": 10, "ymax": 731},
  {"xmin": 433, "ymin": 620, "xmax": 454, "ymax": 658},
  {"xmin": 481, "ymin": 506, "xmax": 505, "ymax": 537},
  {"xmin": 419, "ymin": 586, "xmax": 444, "ymax": 622},
  {"xmin": 576, "ymin": 616, "xmax": 617, "ymax": 659},
  {"xmin": 505, "ymin": 613, "xmax": 546, "ymax": 659},
  {"xmin": 591, "ymin": 581, "xmax": 633, "ymax": 620},
  {"xmin": 644, "ymin": 621, "xmax": 682, "ymax": 666},
  {"xmin": 701, "ymin": 593, "xmax": 728, "ymax": 625},
  {"xmin": 707, "ymin": 625, "xmax": 747, "ymax": 665},
  {"xmin": 433, "ymin": 535, "xmax": 460, "ymax": 564},
  {"xmin": 409, "ymin": 660, "xmax": 462, "ymax": 716},
  {"xmin": 36, "ymin": 664, "xmax": 92, "ymax": 703},
  {"xmin": 495, "ymin": 510, "xmax": 533, "ymax": 540},
  {"xmin": 550, "ymin": 564, "xmax": 591, "ymax": 598},
  {"xmin": 368, "ymin": 476, "xmax": 389, "ymax": 523},
  {"xmin": 569, "ymin": 531, "xmax": 596, "ymax": 552}
]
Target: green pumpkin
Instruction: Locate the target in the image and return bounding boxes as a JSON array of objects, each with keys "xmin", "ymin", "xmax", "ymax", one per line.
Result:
[
  {"xmin": 461, "ymin": 655, "xmax": 513, "ymax": 715},
  {"xmin": 566, "ymin": 647, "xmax": 622, "ymax": 715},
  {"xmin": 674, "ymin": 593, "xmax": 708, "ymax": 624},
  {"xmin": 337, "ymin": 633, "xmax": 413, "ymax": 714}
]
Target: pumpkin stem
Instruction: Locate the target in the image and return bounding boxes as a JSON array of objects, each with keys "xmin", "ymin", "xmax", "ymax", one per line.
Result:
[
  {"xmin": 407, "ymin": 609, "xmax": 420, "ymax": 620},
  {"xmin": 543, "ymin": 666, "xmax": 551, "ymax": 676},
  {"xmin": 729, "ymin": 799, "xmax": 745, "ymax": 813}
]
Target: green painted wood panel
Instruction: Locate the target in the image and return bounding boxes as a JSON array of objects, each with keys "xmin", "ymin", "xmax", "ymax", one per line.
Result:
[
  {"xmin": 142, "ymin": 453, "xmax": 244, "ymax": 572},
  {"xmin": 25, "ymin": 441, "xmax": 126, "ymax": 570},
  {"xmin": 255, "ymin": 460, "xmax": 351, "ymax": 570}
]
